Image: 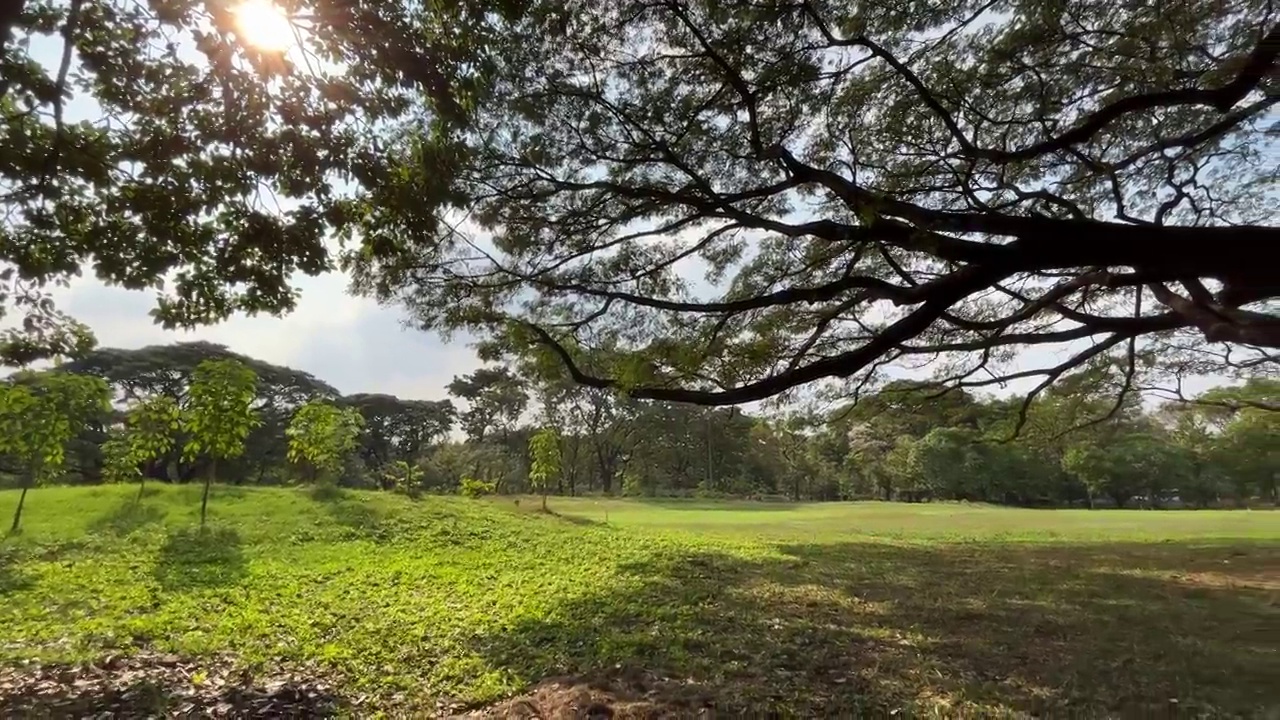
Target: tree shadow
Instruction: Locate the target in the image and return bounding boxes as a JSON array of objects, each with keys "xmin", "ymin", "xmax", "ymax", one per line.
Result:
[
  {"xmin": 153, "ymin": 527, "xmax": 247, "ymax": 591},
  {"xmin": 307, "ymin": 483, "xmax": 346, "ymax": 503},
  {"xmin": 464, "ymin": 540, "xmax": 1280, "ymax": 716},
  {"xmin": 0, "ymin": 547, "xmax": 31, "ymax": 596},
  {"xmin": 631, "ymin": 498, "xmax": 799, "ymax": 512},
  {"xmin": 319, "ymin": 496, "xmax": 395, "ymax": 542},
  {"xmin": 88, "ymin": 498, "xmax": 165, "ymax": 537},
  {"xmin": 544, "ymin": 508, "xmax": 602, "ymax": 527}
]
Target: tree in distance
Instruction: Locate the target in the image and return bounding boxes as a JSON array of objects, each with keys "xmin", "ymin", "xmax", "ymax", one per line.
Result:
[
  {"xmin": 286, "ymin": 400, "xmax": 364, "ymax": 485},
  {"xmin": 102, "ymin": 395, "xmax": 181, "ymax": 503},
  {"xmin": 0, "ymin": 372, "xmax": 109, "ymax": 531},
  {"xmin": 182, "ymin": 359, "xmax": 258, "ymax": 527}
]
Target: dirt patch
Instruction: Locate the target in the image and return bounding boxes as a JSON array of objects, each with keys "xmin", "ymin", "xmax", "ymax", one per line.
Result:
[
  {"xmin": 0, "ymin": 651, "xmax": 344, "ymax": 717},
  {"xmin": 457, "ymin": 671, "xmax": 717, "ymax": 719}
]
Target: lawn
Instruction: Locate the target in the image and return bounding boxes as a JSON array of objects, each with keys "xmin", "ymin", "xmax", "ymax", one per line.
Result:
[{"xmin": 0, "ymin": 485, "xmax": 1277, "ymax": 716}]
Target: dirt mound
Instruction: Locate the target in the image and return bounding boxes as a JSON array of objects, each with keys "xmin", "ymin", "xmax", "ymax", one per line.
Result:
[
  {"xmin": 0, "ymin": 651, "xmax": 343, "ymax": 717},
  {"xmin": 458, "ymin": 672, "xmax": 717, "ymax": 720}
]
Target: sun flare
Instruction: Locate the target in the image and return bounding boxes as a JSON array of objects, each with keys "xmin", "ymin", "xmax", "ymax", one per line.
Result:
[{"xmin": 233, "ymin": 0, "xmax": 295, "ymax": 52}]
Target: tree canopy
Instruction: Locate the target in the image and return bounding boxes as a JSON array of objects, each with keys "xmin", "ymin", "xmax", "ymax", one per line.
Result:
[
  {"xmin": 346, "ymin": 0, "xmax": 1279, "ymax": 407},
  {"xmin": 1, "ymin": 0, "xmax": 1276, "ymax": 409}
]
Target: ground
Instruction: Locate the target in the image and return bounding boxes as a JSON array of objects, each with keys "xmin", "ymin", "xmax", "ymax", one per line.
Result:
[{"xmin": 0, "ymin": 485, "xmax": 1276, "ymax": 717}]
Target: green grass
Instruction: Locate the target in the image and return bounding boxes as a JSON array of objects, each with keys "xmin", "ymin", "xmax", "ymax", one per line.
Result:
[{"xmin": 1, "ymin": 485, "xmax": 1277, "ymax": 716}]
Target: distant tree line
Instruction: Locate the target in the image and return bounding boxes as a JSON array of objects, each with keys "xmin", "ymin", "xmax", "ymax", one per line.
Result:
[{"xmin": 0, "ymin": 342, "xmax": 1275, "ymax": 511}]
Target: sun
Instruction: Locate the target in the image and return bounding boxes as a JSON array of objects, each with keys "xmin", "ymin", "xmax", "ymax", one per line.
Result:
[{"xmin": 233, "ymin": 0, "xmax": 295, "ymax": 52}]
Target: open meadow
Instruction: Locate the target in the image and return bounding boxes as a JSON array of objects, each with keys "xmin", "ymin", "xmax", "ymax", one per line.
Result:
[{"xmin": 1, "ymin": 485, "xmax": 1277, "ymax": 716}]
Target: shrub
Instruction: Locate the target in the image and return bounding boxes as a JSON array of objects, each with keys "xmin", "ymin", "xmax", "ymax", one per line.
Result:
[{"xmin": 459, "ymin": 476, "xmax": 496, "ymax": 498}]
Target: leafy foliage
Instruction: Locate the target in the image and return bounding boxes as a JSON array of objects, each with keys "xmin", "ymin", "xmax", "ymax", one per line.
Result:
[
  {"xmin": 101, "ymin": 396, "xmax": 180, "ymax": 498},
  {"xmin": 527, "ymin": 427, "xmax": 561, "ymax": 509},
  {"xmin": 182, "ymin": 359, "xmax": 258, "ymax": 525},
  {"xmin": 0, "ymin": 372, "xmax": 109, "ymax": 529},
  {"xmin": 459, "ymin": 476, "xmax": 496, "ymax": 498},
  {"xmin": 285, "ymin": 401, "xmax": 364, "ymax": 483},
  {"xmin": 382, "ymin": 460, "xmax": 425, "ymax": 496},
  {"xmin": 346, "ymin": 0, "xmax": 1280, "ymax": 409},
  {"xmin": 0, "ymin": 0, "xmax": 511, "ymax": 364}
]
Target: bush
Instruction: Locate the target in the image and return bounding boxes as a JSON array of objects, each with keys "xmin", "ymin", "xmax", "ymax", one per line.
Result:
[
  {"xmin": 383, "ymin": 461, "xmax": 424, "ymax": 496},
  {"xmin": 459, "ymin": 476, "xmax": 496, "ymax": 498}
]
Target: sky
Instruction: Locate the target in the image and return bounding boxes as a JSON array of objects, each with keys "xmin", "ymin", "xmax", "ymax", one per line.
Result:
[
  {"xmin": 19, "ymin": 19, "xmax": 481, "ymax": 402},
  {"xmin": 52, "ymin": 272, "xmax": 480, "ymax": 401}
]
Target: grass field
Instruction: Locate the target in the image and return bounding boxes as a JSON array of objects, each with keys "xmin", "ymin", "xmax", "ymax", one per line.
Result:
[{"xmin": 1, "ymin": 485, "xmax": 1277, "ymax": 716}]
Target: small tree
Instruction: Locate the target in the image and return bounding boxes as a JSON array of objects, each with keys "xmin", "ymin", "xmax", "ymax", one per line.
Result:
[
  {"xmin": 286, "ymin": 401, "xmax": 364, "ymax": 484},
  {"xmin": 0, "ymin": 373, "xmax": 110, "ymax": 532},
  {"xmin": 183, "ymin": 360, "xmax": 258, "ymax": 527},
  {"xmin": 103, "ymin": 396, "xmax": 180, "ymax": 502},
  {"xmin": 384, "ymin": 460, "xmax": 425, "ymax": 496},
  {"xmin": 528, "ymin": 426, "xmax": 562, "ymax": 511}
]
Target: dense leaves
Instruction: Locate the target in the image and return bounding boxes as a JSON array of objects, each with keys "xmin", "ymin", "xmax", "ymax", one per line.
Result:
[
  {"xmin": 0, "ymin": 371, "xmax": 108, "ymax": 529},
  {"xmin": 101, "ymin": 395, "xmax": 180, "ymax": 500},
  {"xmin": 6, "ymin": 341, "xmax": 1276, "ymax": 507},
  {"xmin": 342, "ymin": 0, "xmax": 1279, "ymax": 409},
  {"xmin": 286, "ymin": 400, "xmax": 363, "ymax": 483},
  {"xmin": 527, "ymin": 426, "xmax": 561, "ymax": 510},
  {"xmin": 182, "ymin": 359, "xmax": 258, "ymax": 525},
  {"xmin": 0, "ymin": 0, "xmax": 518, "ymax": 364}
]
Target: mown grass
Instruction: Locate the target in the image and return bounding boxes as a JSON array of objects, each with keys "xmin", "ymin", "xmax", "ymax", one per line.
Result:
[{"xmin": 1, "ymin": 485, "xmax": 1277, "ymax": 716}]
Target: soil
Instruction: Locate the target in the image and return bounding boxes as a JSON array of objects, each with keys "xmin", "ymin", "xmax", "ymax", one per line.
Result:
[
  {"xmin": 0, "ymin": 651, "xmax": 343, "ymax": 718},
  {"xmin": 456, "ymin": 670, "xmax": 718, "ymax": 720},
  {"xmin": 0, "ymin": 655, "xmax": 718, "ymax": 718}
]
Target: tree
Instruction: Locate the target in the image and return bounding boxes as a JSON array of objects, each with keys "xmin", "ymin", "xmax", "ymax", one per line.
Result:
[
  {"xmin": 344, "ymin": 394, "xmax": 455, "ymax": 470},
  {"xmin": 63, "ymin": 342, "xmax": 338, "ymax": 484},
  {"xmin": 1214, "ymin": 408, "xmax": 1280, "ymax": 505},
  {"xmin": 528, "ymin": 427, "xmax": 562, "ymax": 511},
  {"xmin": 447, "ymin": 368, "xmax": 527, "ymax": 443},
  {"xmin": 102, "ymin": 395, "xmax": 180, "ymax": 502},
  {"xmin": 1061, "ymin": 426, "xmax": 1188, "ymax": 509},
  {"xmin": 286, "ymin": 401, "xmax": 364, "ymax": 484},
  {"xmin": 183, "ymin": 359, "xmax": 258, "ymax": 527},
  {"xmin": 347, "ymin": 1, "xmax": 1279, "ymax": 410},
  {"xmin": 0, "ymin": 373, "xmax": 109, "ymax": 531},
  {"xmin": 0, "ymin": 0, "xmax": 507, "ymax": 364}
]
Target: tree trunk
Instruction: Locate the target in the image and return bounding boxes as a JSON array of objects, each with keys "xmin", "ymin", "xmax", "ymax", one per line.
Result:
[
  {"xmin": 136, "ymin": 475, "xmax": 146, "ymax": 504},
  {"xmin": 541, "ymin": 493, "xmax": 547, "ymax": 512},
  {"xmin": 201, "ymin": 458, "xmax": 216, "ymax": 528},
  {"xmin": 9, "ymin": 475, "xmax": 30, "ymax": 534}
]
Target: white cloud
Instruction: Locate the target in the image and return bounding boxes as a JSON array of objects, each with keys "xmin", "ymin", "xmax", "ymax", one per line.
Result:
[{"xmin": 53, "ymin": 272, "xmax": 481, "ymax": 401}]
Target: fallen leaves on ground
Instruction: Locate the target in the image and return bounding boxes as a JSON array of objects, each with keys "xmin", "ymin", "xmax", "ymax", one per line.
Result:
[{"xmin": 0, "ymin": 651, "xmax": 343, "ymax": 717}]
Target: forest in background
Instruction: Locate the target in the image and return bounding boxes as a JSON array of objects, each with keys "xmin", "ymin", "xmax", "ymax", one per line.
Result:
[{"xmin": 1, "ymin": 341, "xmax": 1274, "ymax": 509}]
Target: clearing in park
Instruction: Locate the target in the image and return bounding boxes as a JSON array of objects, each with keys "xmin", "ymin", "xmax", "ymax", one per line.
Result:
[{"xmin": 0, "ymin": 485, "xmax": 1276, "ymax": 716}]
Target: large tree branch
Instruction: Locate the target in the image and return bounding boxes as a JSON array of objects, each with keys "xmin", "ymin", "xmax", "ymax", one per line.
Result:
[
  {"xmin": 820, "ymin": 17, "xmax": 1280, "ymax": 164},
  {"xmin": 525, "ymin": 261, "xmax": 1016, "ymax": 405}
]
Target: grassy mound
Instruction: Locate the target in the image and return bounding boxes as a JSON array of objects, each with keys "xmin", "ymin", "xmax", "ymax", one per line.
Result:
[{"xmin": 1, "ymin": 485, "xmax": 1276, "ymax": 716}]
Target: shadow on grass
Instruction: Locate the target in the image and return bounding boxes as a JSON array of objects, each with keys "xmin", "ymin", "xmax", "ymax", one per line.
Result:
[
  {"xmin": 88, "ymin": 498, "xmax": 165, "ymax": 537},
  {"xmin": 0, "ymin": 547, "xmax": 31, "ymax": 595},
  {"xmin": 631, "ymin": 497, "xmax": 798, "ymax": 512},
  {"xmin": 317, "ymin": 495, "xmax": 402, "ymax": 543},
  {"xmin": 153, "ymin": 527, "xmax": 247, "ymax": 591},
  {"xmin": 544, "ymin": 508, "xmax": 602, "ymax": 527},
  {"xmin": 466, "ymin": 540, "xmax": 1280, "ymax": 716},
  {"xmin": 307, "ymin": 483, "xmax": 346, "ymax": 503}
]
